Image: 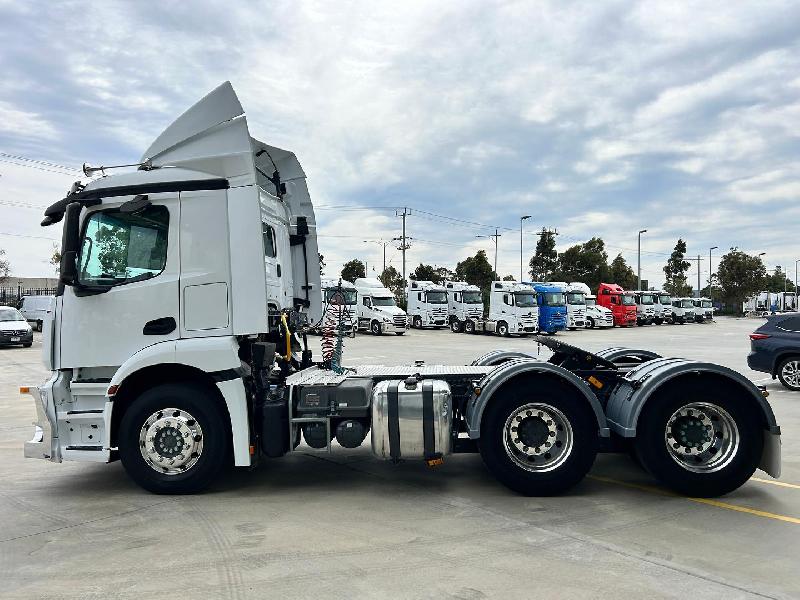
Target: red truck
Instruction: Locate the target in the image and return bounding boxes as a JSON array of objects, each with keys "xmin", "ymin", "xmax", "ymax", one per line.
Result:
[{"xmin": 597, "ymin": 283, "xmax": 637, "ymax": 327}]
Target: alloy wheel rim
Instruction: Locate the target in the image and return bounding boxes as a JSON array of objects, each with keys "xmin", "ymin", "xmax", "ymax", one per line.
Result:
[
  {"xmin": 781, "ymin": 360, "xmax": 800, "ymax": 388},
  {"xmin": 502, "ymin": 403, "xmax": 574, "ymax": 472},
  {"xmin": 663, "ymin": 402, "xmax": 738, "ymax": 473},
  {"xmin": 139, "ymin": 408, "xmax": 203, "ymax": 475}
]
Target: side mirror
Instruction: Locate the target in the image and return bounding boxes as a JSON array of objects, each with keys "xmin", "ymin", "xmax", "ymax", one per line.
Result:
[{"xmin": 59, "ymin": 202, "xmax": 82, "ymax": 286}]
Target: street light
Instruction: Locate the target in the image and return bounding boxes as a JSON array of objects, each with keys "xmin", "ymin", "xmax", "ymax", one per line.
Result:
[
  {"xmin": 708, "ymin": 246, "xmax": 718, "ymax": 302},
  {"xmin": 363, "ymin": 239, "xmax": 389, "ymax": 273},
  {"xmin": 476, "ymin": 229, "xmax": 501, "ymax": 276},
  {"xmin": 520, "ymin": 215, "xmax": 531, "ymax": 282},
  {"xmin": 637, "ymin": 229, "xmax": 647, "ymax": 291}
]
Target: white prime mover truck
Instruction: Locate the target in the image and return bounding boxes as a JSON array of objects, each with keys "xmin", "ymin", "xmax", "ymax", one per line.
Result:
[
  {"xmin": 547, "ymin": 282, "xmax": 586, "ymax": 330},
  {"xmin": 23, "ymin": 83, "xmax": 780, "ymax": 498},
  {"xmin": 353, "ymin": 278, "xmax": 407, "ymax": 335},
  {"xmin": 444, "ymin": 280, "xmax": 485, "ymax": 333},
  {"xmin": 485, "ymin": 281, "xmax": 539, "ymax": 336},
  {"xmin": 634, "ymin": 291, "xmax": 657, "ymax": 326},
  {"xmin": 406, "ymin": 280, "xmax": 449, "ymax": 329},
  {"xmin": 570, "ymin": 282, "xmax": 614, "ymax": 329}
]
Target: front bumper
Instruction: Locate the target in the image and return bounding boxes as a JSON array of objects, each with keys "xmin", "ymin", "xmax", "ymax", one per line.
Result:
[
  {"xmin": 747, "ymin": 350, "xmax": 772, "ymax": 374},
  {"xmin": 381, "ymin": 322, "xmax": 407, "ymax": 333},
  {"xmin": 23, "ymin": 385, "xmax": 57, "ymax": 461},
  {"xmin": 0, "ymin": 330, "xmax": 33, "ymax": 345}
]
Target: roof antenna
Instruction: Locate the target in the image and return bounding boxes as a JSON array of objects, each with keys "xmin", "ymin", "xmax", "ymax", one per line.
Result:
[{"xmin": 82, "ymin": 159, "xmax": 152, "ymax": 177}]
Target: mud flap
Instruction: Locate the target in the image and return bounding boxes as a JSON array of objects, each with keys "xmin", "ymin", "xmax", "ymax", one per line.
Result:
[{"xmin": 759, "ymin": 430, "xmax": 781, "ymax": 478}]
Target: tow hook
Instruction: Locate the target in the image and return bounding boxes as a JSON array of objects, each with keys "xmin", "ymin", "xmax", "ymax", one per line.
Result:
[{"xmin": 758, "ymin": 385, "xmax": 769, "ymax": 398}]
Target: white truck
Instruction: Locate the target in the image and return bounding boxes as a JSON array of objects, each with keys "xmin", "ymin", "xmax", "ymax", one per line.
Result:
[
  {"xmin": 652, "ymin": 290, "xmax": 670, "ymax": 324},
  {"xmin": 406, "ymin": 280, "xmax": 449, "ymax": 329},
  {"xmin": 567, "ymin": 282, "xmax": 612, "ymax": 329},
  {"xmin": 22, "ymin": 83, "xmax": 780, "ymax": 499},
  {"xmin": 548, "ymin": 282, "xmax": 586, "ymax": 330},
  {"xmin": 485, "ymin": 281, "xmax": 538, "ymax": 336},
  {"xmin": 634, "ymin": 291, "xmax": 657, "ymax": 326},
  {"xmin": 318, "ymin": 277, "xmax": 358, "ymax": 336},
  {"xmin": 670, "ymin": 297, "xmax": 696, "ymax": 324},
  {"xmin": 444, "ymin": 280, "xmax": 485, "ymax": 333},
  {"xmin": 692, "ymin": 297, "xmax": 713, "ymax": 322},
  {"xmin": 353, "ymin": 278, "xmax": 407, "ymax": 335}
]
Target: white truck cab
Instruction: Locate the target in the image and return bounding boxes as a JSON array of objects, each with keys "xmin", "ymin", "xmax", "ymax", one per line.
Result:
[
  {"xmin": 651, "ymin": 290, "xmax": 667, "ymax": 324},
  {"xmin": 319, "ymin": 278, "xmax": 358, "ymax": 335},
  {"xmin": 353, "ymin": 278, "xmax": 407, "ymax": 335},
  {"xmin": 692, "ymin": 297, "xmax": 713, "ymax": 322},
  {"xmin": 671, "ymin": 297, "xmax": 695, "ymax": 324},
  {"xmin": 406, "ymin": 280, "xmax": 448, "ymax": 329},
  {"xmin": 634, "ymin": 291, "xmax": 656, "ymax": 326},
  {"xmin": 485, "ymin": 281, "xmax": 538, "ymax": 336},
  {"xmin": 584, "ymin": 295, "xmax": 614, "ymax": 328},
  {"xmin": 549, "ymin": 282, "xmax": 586, "ymax": 330},
  {"xmin": 444, "ymin": 280, "xmax": 485, "ymax": 333}
]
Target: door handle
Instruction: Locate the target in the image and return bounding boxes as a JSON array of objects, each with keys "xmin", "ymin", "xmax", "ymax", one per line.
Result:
[{"xmin": 143, "ymin": 317, "xmax": 177, "ymax": 335}]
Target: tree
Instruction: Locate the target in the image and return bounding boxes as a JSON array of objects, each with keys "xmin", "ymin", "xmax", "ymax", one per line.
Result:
[
  {"xmin": 528, "ymin": 229, "xmax": 558, "ymax": 281},
  {"xmin": 455, "ymin": 250, "xmax": 496, "ymax": 291},
  {"xmin": 663, "ymin": 239, "xmax": 692, "ymax": 296},
  {"xmin": 764, "ymin": 266, "xmax": 793, "ymax": 292},
  {"xmin": 717, "ymin": 249, "xmax": 766, "ymax": 311},
  {"xmin": 555, "ymin": 237, "xmax": 610, "ymax": 290},
  {"xmin": 0, "ymin": 248, "xmax": 10, "ymax": 283},
  {"xmin": 379, "ymin": 266, "xmax": 406, "ymax": 307},
  {"xmin": 410, "ymin": 263, "xmax": 438, "ymax": 282},
  {"xmin": 609, "ymin": 254, "xmax": 637, "ymax": 290},
  {"xmin": 341, "ymin": 259, "xmax": 365, "ymax": 282},
  {"xmin": 318, "ymin": 253, "xmax": 326, "ymax": 276},
  {"xmin": 50, "ymin": 243, "xmax": 62, "ymax": 276},
  {"xmin": 434, "ymin": 266, "xmax": 456, "ymax": 283},
  {"xmin": 502, "ymin": 274, "xmax": 515, "ymax": 281}
]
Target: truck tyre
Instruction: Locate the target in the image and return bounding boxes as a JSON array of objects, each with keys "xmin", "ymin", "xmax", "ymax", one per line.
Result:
[
  {"xmin": 633, "ymin": 380, "xmax": 763, "ymax": 497},
  {"xmin": 36, "ymin": 320, "xmax": 43, "ymax": 332},
  {"xmin": 497, "ymin": 321, "xmax": 509, "ymax": 337},
  {"xmin": 465, "ymin": 320, "xmax": 476, "ymax": 334},
  {"xmin": 370, "ymin": 320, "xmax": 382, "ymax": 335},
  {"xmin": 777, "ymin": 356, "xmax": 800, "ymax": 391},
  {"xmin": 479, "ymin": 381, "xmax": 598, "ymax": 496},
  {"xmin": 413, "ymin": 316, "xmax": 422, "ymax": 329},
  {"xmin": 118, "ymin": 383, "xmax": 230, "ymax": 494},
  {"xmin": 586, "ymin": 317, "xmax": 595, "ymax": 329},
  {"xmin": 451, "ymin": 320, "xmax": 463, "ymax": 333}
]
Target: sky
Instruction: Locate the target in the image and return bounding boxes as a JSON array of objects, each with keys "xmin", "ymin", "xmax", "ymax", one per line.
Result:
[{"xmin": 1, "ymin": 1, "xmax": 799, "ymax": 288}]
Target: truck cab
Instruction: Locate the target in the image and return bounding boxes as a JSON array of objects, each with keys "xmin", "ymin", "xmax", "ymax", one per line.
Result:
[
  {"xmin": 651, "ymin": 290, "xmax": 667, "ymax": 324},
  {"xmin": 548, "ymin": 282, "xmax": 586, "ymax": 330},
  {"xmin": 596, "ymin": 283, "xmax": 636, "ymax": 327},
  {"xmin": 319, "ymin": 278, "xmax": 358, "ymax": 335},
  {"xmin": 583, "ymin": 294, "xmax": 614, "ymax": 328},
  {"xmin": 633, "ymin": 291, "xmax": 656, "ymax": 326},
  {"xmin": 671, "ymin": 297, "xmax": 696, "ymax": 324},
  {"xmin": 691, "ymin": 297, "xmax": 713, "ymax": 322},
  {"xmin": 444, "ymin": 280, "xmax": 485, "ymax": 333},
  {"xmin": 353, "ymin": 278, "xmax": 407, "ymax": 335},
  {"xmin": 406, "ymin": 280, "xmax": 448, "ymax": 329},
  {"xmin": 530, "ymin": 283, "xmax": 568, "ymax": 334},
  {"xmin": 485, "ymin": 281, "xmax": 538, "ymax": 336}
]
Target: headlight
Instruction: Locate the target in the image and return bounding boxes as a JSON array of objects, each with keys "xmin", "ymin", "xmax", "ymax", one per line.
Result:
[{"xmin": 383, "ymin": 317, "xmax": 392, "ymax": 323}]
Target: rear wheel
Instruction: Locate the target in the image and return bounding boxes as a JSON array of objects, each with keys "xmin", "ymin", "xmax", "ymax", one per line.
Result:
[
  {"xmin": 36, "ymin": 320, "xmax": 43, "ymax": 332},
  {"xmin": 633, "ymin": 381, "xmax": 762, "ymax": 497},
  {"xmin": 465, "ymin": 320, "xmax": 476, "ymax": 334},
  {"xmin": 777, "ymin": 357, "xmax": 800, "ymax": 391},
  {"xmin": 479, "ymin": 381, "xmax": 598, "ymax": 495},
  {"xmin": 119, "ymin": 383, "xmax": 230, "ymax": 494},
  {"xmin": 497, "ymin": 321, "xmax": 509, "ymax": 337},
  {"xmin": 370, "ymin": 320, "xmax": 382, "ymax": 335},
  {"xmin": 451, "ymin": 319, "xmax": 463, "ymax": 333},
  {"xmin": 413, "ymin": 316, "xmax": 422, "ymax": 329}
]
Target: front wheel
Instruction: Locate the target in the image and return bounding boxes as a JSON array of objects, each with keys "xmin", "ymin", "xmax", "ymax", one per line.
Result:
[
  {"xmin": 451, "ymin": 320, "xmax": 463, "ymax": 333},
  {"xmin": 370, "ymin": 320, "xmax": 383, "ymax": 335},
  {"xmin": 633, "ymin": 382, "xmax": 763, "ymax": 497},
  {"xmin": 479, "ymin": 382, "xmax": 598, "ymax": 495},
  {"xmin": 497, "ymin": 321, "xmax": 509, "ymax": 337},
  {"xmin": 586, "ymin": 317, "xmax": 595, "ymax": 329},
  {"xmin": 413, "ymin": 316, "xmax": 422, "ymax": 329},
  {"xmin": 118, "ymin": 383, "xmax": 230, "ymax": 494},
  {"xmin": 465, "ymin": 320, "xmax": 476, "ymax": 334},
  {"xmin": 777, "ymin": 357, "xmax": 800, "ymax": 391}
]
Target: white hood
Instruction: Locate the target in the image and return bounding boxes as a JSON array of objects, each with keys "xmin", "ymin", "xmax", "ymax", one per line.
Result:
[{"xmin": 0, "ymin": 320, "xmax": 31, "ymax": 332}]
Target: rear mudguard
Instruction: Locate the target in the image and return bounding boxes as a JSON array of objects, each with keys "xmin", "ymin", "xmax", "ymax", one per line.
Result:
[
  {"xmin": 606, "ymin": 357, "xmax": 781, "ymax": 477},
  {"xmin": 595, "ymin": 347, "xmax": 661, "ymax": 363},
  {"xmin": 465, "ymin": 360, "xmax": 611, "ymax": 439},
  {"xmin": 471, "ymin": 350, "xmax": 537, "ymax": 366}
]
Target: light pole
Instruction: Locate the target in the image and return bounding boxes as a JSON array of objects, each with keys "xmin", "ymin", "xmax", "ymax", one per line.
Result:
[
  {"xmin": 476, "ymin": 229, "xmax": 501, "ymax": 276},
  {"xmin": 363, "ymin": 239, "xmax": 388, "ymax": 273},
  {"xmin": 520, "ymin": 215, "xmax": 531, "ymax": 282},
  {"xmin": 637, "ymin": 229, "xmax": 647, "ymax": 290},
  {"xmin": 708, "ymin": 246, "xmax": 718, "ymax": 301}
]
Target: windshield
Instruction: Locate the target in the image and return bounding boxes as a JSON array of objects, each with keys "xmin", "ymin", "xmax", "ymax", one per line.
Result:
[
  {"xmin": 540, "ymin": 292, "xmax": 564, "ymax": 306},
  {"xmin": 372, "ymin": 296, "xmax": 396, "ymax": 307},
  {"xmin": 461, "ymin": 291, "xmax": 482, "ymax": 304},
  {"xmin": 426, "ymin": 291, "xmax": 447, "ymax": 304},
  {"xmin": 585, "ymin": 297, "xmax": 596, "ymax": 307},
  {"xmin": 514, "ymin": 292, "xmax": 537, "ymax": 307},
  {"xmin": 659, "ymin": 294, "xmax": 671, "ymax": 305},
  {"xmin": 325, "ymin": 288, "xmax": 357, "ymax": 305},
  {"xmin": 681, "ymin": 299, "xmax": 694, "ymax": 308},
  {"xmin": 702, "ymin": 300, "xmax": 712, "ymax": 308},
  {"xmin": 0, "ymin": 308, "xmax": 24, "ymax": 322},
  {"xmin": 566, "ymin": 292, "xmax": 585, "ymax": 305},
  {"xmin": 639, "ymin": 294, "xmax": 654, "ymax": 305},
  {"xmin": 621, "ymin": 294, "xmax": 636, "ymax": 306}
]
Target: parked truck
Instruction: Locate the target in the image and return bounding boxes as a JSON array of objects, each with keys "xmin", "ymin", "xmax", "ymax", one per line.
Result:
[
  {"xmin": 692, "ymin": 297, "xmax": 714, "ymax": 322},
  {"xmin": 484, "ymin": 281, "xmax": 538, "ymax": 336},
  {"xmin": 353, "ymin": 278, "xmax": 407, "ymax": 335},
  {"xmin": 548, "ymin": 282, "xmax": 586, "ymax": 330},
  {"xmin": 596, "ymin": 283, "xmax": 637, "ymax": 327},
  {"xmin": 317, "ymin": 278, "xmax": 358, "ymax": 336},
  {"xmin": 652, "ymin": 290, "xmax": 670, "ymax": 324},
  {"xmin": 670, "ymin": 297, "xmax": 696, "ymax": 324},
  {"xmin": 633, "ymin": 291, "xmax": 657, "ymax": 326},
  {"xmin": 23, "ymin": 83, "xmax": 780, "ymax": 499},
  {"xmin": 524, "ymin": 282, "xmax": 568, "ymax": 334},
  {"xmin": 406, "ymin": 280, "xmax": 449, "ymax": 329},
  {"xmin": 444, "ymin": 280, "xmax": 485, "ymax": 333},
  {"xmin": 569, "ymin": 282, "xmax": 613, "ymax": 329}
]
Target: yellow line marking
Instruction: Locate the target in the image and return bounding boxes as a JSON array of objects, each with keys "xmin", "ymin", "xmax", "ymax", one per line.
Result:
[
  {"xmin": 750, "ymin": 477, "xmax": 800, "ymax": 490},
  {"xmin": 588, "ymin": 475, "xmax": 800, "ymax": 525}
]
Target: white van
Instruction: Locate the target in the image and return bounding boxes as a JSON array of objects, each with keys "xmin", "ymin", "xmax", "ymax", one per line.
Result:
[
  {"xmin": 406, "ymin": 280, "xmax": 448, "ymax": 329},
  {"xmin": 353, "ymin": 278, "xmax": 407, "ymax": 335},
  {"xmin": 18, "ymin": 295, "xmax": 55, "ymax": 331}
]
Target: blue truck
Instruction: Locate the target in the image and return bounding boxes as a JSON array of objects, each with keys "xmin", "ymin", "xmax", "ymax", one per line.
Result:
[{"xmin": 524, "ymin": 282, "xmax": 568, "ymax": 334}]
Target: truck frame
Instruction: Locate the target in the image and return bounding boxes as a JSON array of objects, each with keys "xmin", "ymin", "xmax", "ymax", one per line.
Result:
[{"xmin": 23, "ymin": 83, "xmax": 781, "ymax": 498}]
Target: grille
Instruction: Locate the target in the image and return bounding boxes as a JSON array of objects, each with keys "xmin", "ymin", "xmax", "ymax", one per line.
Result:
[
  {"xmin": 393, "ymin": 315, "xmax": 407, "ymax": 327},
  {"xmin": 2, "ymin": 329, "xmax": 27, "ymax": 336}
]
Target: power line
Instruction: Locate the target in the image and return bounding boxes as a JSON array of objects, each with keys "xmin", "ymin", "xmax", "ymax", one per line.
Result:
[
  {"xmin": 0, "ymin": 231, "xmax": 59, "ymax": 241},
  {"xmin": 0, "ymin": 152, "xmax": 81, "ymax": 171}
]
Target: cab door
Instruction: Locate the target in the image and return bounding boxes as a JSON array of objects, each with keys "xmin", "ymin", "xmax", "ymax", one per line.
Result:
[
  {"xmin": 58, "ymin": 193, "xmax": 180, "ymax": 369},
  {"xmin": 259, "ymin": 190, "xmax": 293, "ymax": 311}
]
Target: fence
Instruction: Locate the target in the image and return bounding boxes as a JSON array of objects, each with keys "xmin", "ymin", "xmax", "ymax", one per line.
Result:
[{"xmin": 0, "ymin": 287, "xmax": 58, "ymax": 307}]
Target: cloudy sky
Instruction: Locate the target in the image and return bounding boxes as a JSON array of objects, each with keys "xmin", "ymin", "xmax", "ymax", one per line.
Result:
[{"xmin": 1, "ymin": 1, "xmax": 799, "ymax": 288}]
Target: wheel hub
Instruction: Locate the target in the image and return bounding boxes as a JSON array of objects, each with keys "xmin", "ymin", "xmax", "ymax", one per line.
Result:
[
  {"xmin": 503, "ymin": 403, "xmax": 573, "ymax": 472},
  {"xmin": 664, "ymin": 402, "xmax": 739, "ymax": 472},
  {"xmin": 139, "ymin": 408, "xmax": 203, "ymax": 475}
]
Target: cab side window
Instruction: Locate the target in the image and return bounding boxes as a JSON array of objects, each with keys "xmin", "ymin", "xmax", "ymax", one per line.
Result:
[
  {"xmin": 363, "ymin": 297, "xmax": 371, "ymax": 307},
  {"xmin": 503, "ymin": 294, "xmax": 511, "ymax": 306},
  {"xmin": 262, "ymin": 222, "xmax": 277, "ymax": 258}
]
